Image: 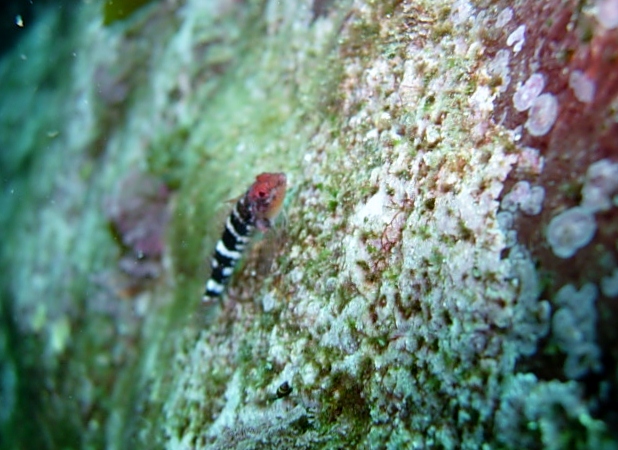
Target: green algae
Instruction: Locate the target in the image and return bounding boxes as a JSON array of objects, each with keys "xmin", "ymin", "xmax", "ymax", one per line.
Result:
[{"xmin": 102, "ymin": 0, "xmax": 156, "ymax": 26}]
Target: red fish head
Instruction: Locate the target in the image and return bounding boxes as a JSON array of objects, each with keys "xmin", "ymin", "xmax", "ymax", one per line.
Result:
[{"xmin": 247, "ymin": 172, "xmax": 287, "ymax": 231}]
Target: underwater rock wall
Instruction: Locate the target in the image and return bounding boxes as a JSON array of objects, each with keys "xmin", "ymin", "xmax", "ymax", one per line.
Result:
[{"xmin": 0, "ymin": 0, "xmax": 617, "ymax": 448}]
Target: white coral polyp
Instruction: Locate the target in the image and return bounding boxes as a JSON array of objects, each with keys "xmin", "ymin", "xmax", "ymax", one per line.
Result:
[
  {"xmin": 546, "ymin": 207, "xmax": 597, "ymax": 258},
  {"xmin": 581, "ymin": 159, "xmax": 618, "ymax": 212},
  {"xmin": 525, "ymin": 93, "xmax": 558, "ymax": 137},
  {"xmin": 513, "ymin": 73, "xmax": 545, "ymax": 112},
  {"xmin": 569, "ymin": 70, "xmax": 596, "ymax": 103},
  {"xmin": 520, "ymin": 186, "xmax": 545, "ymax": 216}
]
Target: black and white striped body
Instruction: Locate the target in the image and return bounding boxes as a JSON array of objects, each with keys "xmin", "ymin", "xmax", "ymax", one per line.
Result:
[
  {"xmin": 202, "ymin": 196, "xmax": 255, "ymax": 303},
  {"xmin": 202, "ymin": 172, "xmax": 287, "ymax": 305}
]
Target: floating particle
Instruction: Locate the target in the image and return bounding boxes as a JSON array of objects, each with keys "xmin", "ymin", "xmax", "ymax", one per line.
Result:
[
  {"xmin": 546, "ymin": 207, "xmax": 596, "ymax": 258},
  {"xmin": 525, "ymin": 93, "xmax": 558, "ymax": 137},
  {"xmin": 568, "ymin": 70, "xmax": 596, "ymax": 103},
  {"xmin": 513, "ymin": 73, "xmax": 545, "ymax": 112},
  {"xmin": 596, "ymin": 0, "xmax": 618, "ymax": 29},
  {"xmin": 581, "ymin": 159, "xmax": 618, "ymax": 212},
  {"xmin": 507, "ymin": 25, "xmax": 526, "ymax": 53}
]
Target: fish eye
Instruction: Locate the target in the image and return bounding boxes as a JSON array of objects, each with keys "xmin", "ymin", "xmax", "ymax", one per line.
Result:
[{"xmin": 258, "ymin": 190, "xmax": 267, "ymax": 198}]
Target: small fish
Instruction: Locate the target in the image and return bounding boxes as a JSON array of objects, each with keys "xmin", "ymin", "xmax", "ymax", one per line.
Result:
[
  {"xmin": 275, "ymin": 381, "xmax": 292, "ymax": 399},
  {"xmin": 202, "ymin": 172, "xmax": 287, "ymax": 304}
]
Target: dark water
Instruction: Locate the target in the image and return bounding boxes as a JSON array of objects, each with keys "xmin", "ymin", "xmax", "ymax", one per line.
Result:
[{"xmin": 0, "ymin": 0, "xmax": 72, "ymax": 55}]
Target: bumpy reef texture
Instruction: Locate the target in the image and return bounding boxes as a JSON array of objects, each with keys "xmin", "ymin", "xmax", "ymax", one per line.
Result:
[{"xmin": 1, "ymin": 0, "xmax": 617, "ymax": 448}]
